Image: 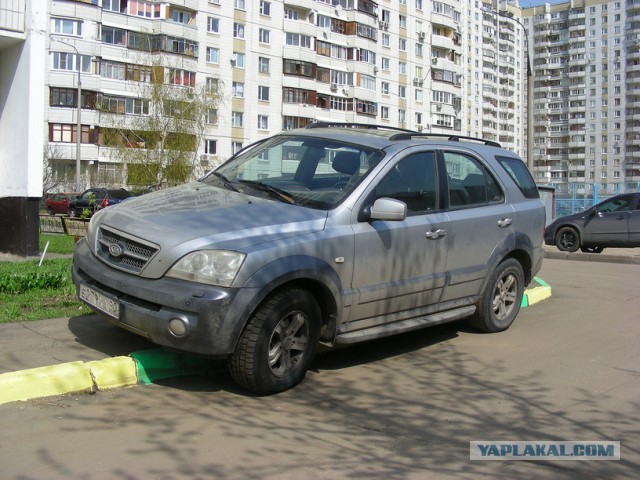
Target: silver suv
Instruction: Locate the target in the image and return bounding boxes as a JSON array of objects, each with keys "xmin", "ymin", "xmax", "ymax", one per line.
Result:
[{"xmin": 73, "ymin": 124, "xmax": 545, "ymax": 394}]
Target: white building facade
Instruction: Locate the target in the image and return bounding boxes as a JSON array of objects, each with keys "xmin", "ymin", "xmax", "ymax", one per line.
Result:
[
  {"xmin": 0, "ymin": 0, "xmax": 46, "ymax": 255},
  {"xmin": 44, "ymin": 0, "xmax": 474, "ymax": 191},
  {"xmin": 523, "ymin": 0, "xmax": 638, "ymax": 197}
]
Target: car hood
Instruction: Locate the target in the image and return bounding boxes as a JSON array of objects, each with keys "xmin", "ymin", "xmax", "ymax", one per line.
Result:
[{"xmin": 92, "ymin": 182, "xmax": 328, "ymax": 276}]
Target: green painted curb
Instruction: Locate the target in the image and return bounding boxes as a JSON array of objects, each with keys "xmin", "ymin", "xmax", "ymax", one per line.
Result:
[{"xmin": 130, "ymin": 350, "xmax": 211, "ymax": 384}]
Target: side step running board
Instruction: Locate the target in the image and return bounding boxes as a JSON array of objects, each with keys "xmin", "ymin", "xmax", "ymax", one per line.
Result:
[{"xmin": 335, "ymin": 306, "xmax": 476, "ymax": 345}]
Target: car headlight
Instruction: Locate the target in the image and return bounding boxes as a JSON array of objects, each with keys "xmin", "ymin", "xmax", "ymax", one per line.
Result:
[
  {"xmin": 87, "ymin": 209, "xmax": 106, "ymax": 249},
  {"xmin": 166, "ymin": 250, "xmax": 246, "ymax": 287}
]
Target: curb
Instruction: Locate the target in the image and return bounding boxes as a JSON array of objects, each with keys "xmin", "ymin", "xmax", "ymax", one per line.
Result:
[
  {"xmin": 521, "ymin": 277, "xmax": 552, "ymax": 308},
  {"xmin": 0, "ymin": 350, "xmax": 211, "ymax": 406},
  {"xmin": 543, "ymin": 249, "xmax": 640, "ymax": 265},
  {"xmin": 0, "ymin": 278, "xmax": 553, "ymax": 405}
]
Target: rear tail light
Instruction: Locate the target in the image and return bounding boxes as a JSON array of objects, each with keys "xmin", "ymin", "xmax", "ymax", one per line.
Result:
[{"xmin": 101, "ymin": 198, "xmax": 108, "ymax": 208}]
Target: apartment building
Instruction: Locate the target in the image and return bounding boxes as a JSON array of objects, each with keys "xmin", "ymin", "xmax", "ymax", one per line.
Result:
[
  {"xmin": 522, "ymin": 0, "xmax": 635, "ymax": 196},
  {"xmin": 0, "ymin": 0, "xmax": 46, "ymax": 255},
  {"xmin": 44, "ymin": 0, "xmax": 472, "ymax": 190}
]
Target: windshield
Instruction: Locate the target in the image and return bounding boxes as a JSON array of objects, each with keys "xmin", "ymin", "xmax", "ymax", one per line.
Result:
[{"xmin": 201, "ymin": 135, "xmax": 384, "ymax": 210}]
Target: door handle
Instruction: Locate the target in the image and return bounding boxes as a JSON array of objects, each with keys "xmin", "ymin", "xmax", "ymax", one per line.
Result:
[
  {"xmin": 497, "ymin": 218, "xmax": 512, "ymax": 228},
  {"xmin": 426, "ymin": 228, "xmax": 446, "ymax": 239}
]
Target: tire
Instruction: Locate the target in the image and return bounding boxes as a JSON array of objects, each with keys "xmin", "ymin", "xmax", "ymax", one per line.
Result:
[
  {"xmin": 228, "ymin": 288, "xmax": 321, "ymax": 395},
  {"xmin": 67, "ymin": 208, "xmax": 76, "ymax": 218},
  {"xmin": 47, "ymin": 207, "xmax": 55, "ymax": 216},
  {"xmin": 580, "ymin": 246, "xmax": 604, "ymax": 254},
  {"xmin": 469, "ymin": 258, "xmax": 524, "ymax": 333},
  {"xmin": 555, "ymin": 226, "xmax": 580, "ymax": 252}
]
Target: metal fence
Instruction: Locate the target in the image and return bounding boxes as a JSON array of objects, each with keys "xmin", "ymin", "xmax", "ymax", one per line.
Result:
[{"xmin": 542, "ymin": 183, "xmax": 640, "ymax": 219}]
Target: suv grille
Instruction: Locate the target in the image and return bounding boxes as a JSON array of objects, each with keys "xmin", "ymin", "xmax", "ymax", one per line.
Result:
[{"xmin": 96, "ymin": 226, "xmax": 159, "ymax": 274}]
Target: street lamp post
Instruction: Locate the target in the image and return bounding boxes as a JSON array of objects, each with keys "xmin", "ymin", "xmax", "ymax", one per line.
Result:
[
  {"xmin": 51, "ymin": 37, "xmax": 82, "ymax": 192},
  {"xmin": 496, "ymin": 10, "xmax": 533, "ymax": 171}
]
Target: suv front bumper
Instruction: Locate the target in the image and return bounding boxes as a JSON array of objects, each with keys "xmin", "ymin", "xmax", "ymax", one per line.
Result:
[{"xmin": 72, "ymin": 239, "xmax": 256, "ymax": 356}]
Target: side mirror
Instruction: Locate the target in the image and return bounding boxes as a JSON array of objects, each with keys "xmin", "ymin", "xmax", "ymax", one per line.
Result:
[{"xmin": 369, "ymin": 198, "xmax": 407, "ymax": 221}]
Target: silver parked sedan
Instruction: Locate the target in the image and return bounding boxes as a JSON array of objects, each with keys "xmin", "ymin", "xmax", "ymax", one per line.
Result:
[{"xmin": 73, "ymin": 124, "xmax": 545, "ymax": 394}]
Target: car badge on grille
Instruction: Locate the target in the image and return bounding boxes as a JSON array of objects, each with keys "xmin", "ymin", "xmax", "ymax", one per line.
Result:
[{"xmin": 108, "ymin": 242, "xmax": 125, "ymax": 258}]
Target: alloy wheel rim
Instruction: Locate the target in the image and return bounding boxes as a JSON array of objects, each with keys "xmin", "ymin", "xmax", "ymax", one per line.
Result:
[
  {"xmin": 268, "ymin": 311, "xmax": 309, "ymax": 377},
  {"xmin": 492, "ymin": 273, "xmax": 517, "ymax": 320}
]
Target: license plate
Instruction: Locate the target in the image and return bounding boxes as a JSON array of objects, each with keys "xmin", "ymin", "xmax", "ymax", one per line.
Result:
[{"xmin": 79, "ymin": 284, "xmax": 120, "ymax": 319}]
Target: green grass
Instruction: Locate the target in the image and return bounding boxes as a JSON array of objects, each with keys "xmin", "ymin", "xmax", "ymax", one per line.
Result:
[
  {"xmin": 40, "ymin": 234, "xmax": 76, "ymax": 255},
  {"xmin": 0, "ymin": 258, "xmax": 91, "ymax": 323}
]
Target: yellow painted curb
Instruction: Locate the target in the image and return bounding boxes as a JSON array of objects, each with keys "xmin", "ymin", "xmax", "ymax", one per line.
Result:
[
  {"xmin": 87, "ymin": 357, "xmax": 138, "ymax": 391},
  {"xmin": 0, "ymin": 361, "xmax": 93, "ymax": 405},
  {"xmin": 525, "ymin": 285, "xmax": 552, "ymax": 306}
]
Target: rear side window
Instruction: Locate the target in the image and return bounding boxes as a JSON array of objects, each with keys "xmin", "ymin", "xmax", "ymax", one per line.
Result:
[
  {"xmin": 496, "ymin": 156, "xmax": 539, "ymax": 199},
  {"xmin": 444, "ymin": 152, "xmax": 504, "ymax": 208},
  {"xmin": 109, "ymin": 189, "xmax": 130, "ymax": 199}
]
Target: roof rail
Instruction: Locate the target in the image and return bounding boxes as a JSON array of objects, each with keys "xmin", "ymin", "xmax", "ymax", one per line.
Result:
[
  {"xmin": 388, "ymin": 132, "xmax": 501, "ymax": 147},
  {"xmin": 306, "ymin": 122, "xmax": 414, "ymax": 133}
]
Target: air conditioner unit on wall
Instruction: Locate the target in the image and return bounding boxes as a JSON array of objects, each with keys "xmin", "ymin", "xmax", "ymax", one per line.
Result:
[{"xmin": 330, "ymin": 83, "xmax": 338, "ymax": 91}]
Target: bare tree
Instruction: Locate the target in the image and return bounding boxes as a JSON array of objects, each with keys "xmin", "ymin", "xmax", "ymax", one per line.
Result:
[
  {"xmin": 42, "ymin": 143, "xmax": 67, "ymax": 194},
  {"xmin": 99, "ymin": 55, "xmax": 221, "ymax": 190}
]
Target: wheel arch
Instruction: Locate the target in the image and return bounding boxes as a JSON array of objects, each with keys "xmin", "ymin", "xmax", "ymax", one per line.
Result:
[{"xmin": 231, "ymin": 256, "xmax": 343, "ymax": 351}]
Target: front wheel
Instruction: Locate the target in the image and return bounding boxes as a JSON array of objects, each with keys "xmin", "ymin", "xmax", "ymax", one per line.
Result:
[
  {"xmin": 469, "ymin": 258, "xmax": 524, "ymax": 333},
  {"xmin": 228, "ymin": 288, "xmax": 321, "ymax": 395},
  {"xmin": 555, "ymin": 226, "xmax": 580, "ymax": 252}
]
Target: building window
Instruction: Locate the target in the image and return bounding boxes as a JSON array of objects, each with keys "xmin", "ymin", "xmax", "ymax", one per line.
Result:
[
  {"xmin": 50, "ymin": 87, "xmax": 76, "ymax": 107},
  {"xmin": 100, "ymin": 26, "xmax": 127, "ymax": 46},
  {"xmin": 49, "ymin": 123, "xmax": 92, "ymax": 143},
  {"xmin": 169, "ymin": 69, "xmax": 196, "ymax": 87},
  {"xmin": 232, "ymin": 52, "xmax": 245, "ymax": 68},
  {"xmin": 207, "ymin": 17, "xmax": 220, "ymax": 33},
  {"xmin": 259, "ymin": 29, "xmax": 270, "ymax": 44},
  {"xmin": 171, "ymin": 9, "xmax": 191, "ymax": 24},
  {"xmin": 234, "ymin": 0, "xmax": 246, "ymax": 11},
  {"xmin": 232, "ymin": 82, "xmax": 245, "ymax": 98},
  {"xmin": 206, "ymin": 77, "xmax": 219, "ymax": 93},
  {"xmin": 258, "ymin": 115, "xmax": 269, "ymax": 130},
  {"xmin": 232, "ymin": 142, "xmax": 243, "ymax": 154},
  {"xmin": 258, "ymin": 57, "xmax": 270, "ymax": 74},
  {"xmin": 232, "ymin": 112, "xmax": 244, "ymax": 127},
  {"xmin": 381, "ymin": 82, "xmax": 389, "ymax": 95},
  {"xmin": 260, "ymin": 1, "xmax": 271, "ymax": 16},
  {"xmin": 52, "ymin": 52, "xmax": 92, "ymax": 73},
  {"xmin": 206, "ymin": 109, "xmax": 218, "ymax": 125},
  {"xmin": 381, "ymin": 106, "xmax": 389, "ymax": 120},
  {"xmin": 204, "ymin": 139, "xmax": 217, "ymax": 154},
  {"xmin": 258, "ymin": 86, "xmax": 270, "ymax": 101},
  {"xmin": 234, "ymin": 23, "xmax": 245, "ymax": 39},
  {"xmin": 206, "ymin": 47, "xmax": 219, "ymax": 64},
  {"xmin": 52, "ymin": 18, "xmax": 82, "ymax": 36}
]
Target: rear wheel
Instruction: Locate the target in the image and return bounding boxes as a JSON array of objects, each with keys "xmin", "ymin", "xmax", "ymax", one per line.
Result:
[
  {"xmin": 469, "ymin": 258, "xmax": 524, "ymax": 333},
  {"xmin": 228, "ymin": 288, "xmax": 321, "ymax": 395},
  {"xmin": 555, "ymin": 226, "xmax": 580, "ymax": 252},
  {"xmin": 47, "ymin": 207, "xmax": 55, "ymax": 215}
]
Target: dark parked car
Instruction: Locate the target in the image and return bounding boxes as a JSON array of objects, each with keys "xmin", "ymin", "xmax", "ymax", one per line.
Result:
[
  {"xmin": 45, "ymin": 192, "xmax": 79, "ymax": 215},
  {"xmin": 68, "ymin": 188, "xmax": 132, "ymax": 217},
  {"xmin": 545, "ymin": 193, "xmax": 640, "ymax": 253}
]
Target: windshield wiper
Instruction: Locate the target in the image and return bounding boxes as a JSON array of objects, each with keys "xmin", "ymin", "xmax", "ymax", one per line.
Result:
[
  {"xmin": 211, "ymin": 171, "xmax": 240, "ymax": 193},
  {"xmin": 238, "ymin": 180, "xmax": 296, "ymax": 204}
]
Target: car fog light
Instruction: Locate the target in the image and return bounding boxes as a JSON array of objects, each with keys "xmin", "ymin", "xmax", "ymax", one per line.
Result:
[{"xmin": 168, "ymin": 317, "xmax": 188, "ymax": 337}]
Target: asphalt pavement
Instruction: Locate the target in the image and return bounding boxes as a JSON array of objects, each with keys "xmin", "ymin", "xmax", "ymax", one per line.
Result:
[{"xmin": 0, "ymin": 246, "xmax": 637, "ymax": 404}]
